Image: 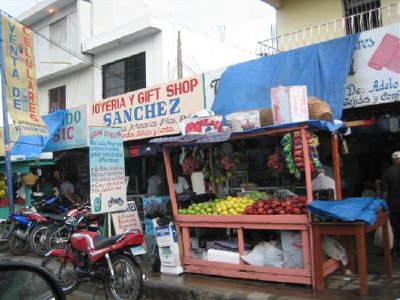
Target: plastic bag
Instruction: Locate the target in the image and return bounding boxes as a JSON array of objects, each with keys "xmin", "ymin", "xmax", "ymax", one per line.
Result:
[
  {"xmin": 373, "ymin": 220, "xmax": 393, "ymax": 249},
  {"xmin": 241, "ymin": 241, "xmax": 283, "ymax": 267},
  {"xmin": 281, "ymin": 231, "xmax": 304, "ymax": 268},
  {"xmin": 322, "ymin": 236, "xmax": 348, "ymax": 265}
]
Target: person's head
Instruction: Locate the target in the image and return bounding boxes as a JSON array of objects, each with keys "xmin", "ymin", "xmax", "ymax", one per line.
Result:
[{"xmin": 391, "ymin": 151, "xmax": 400, "ymax": 165}]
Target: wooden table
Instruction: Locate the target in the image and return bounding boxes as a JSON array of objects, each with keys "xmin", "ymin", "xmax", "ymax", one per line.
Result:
[{"xmin": 312, "ymin": 212, "xmax": 393, "ymax": 295}]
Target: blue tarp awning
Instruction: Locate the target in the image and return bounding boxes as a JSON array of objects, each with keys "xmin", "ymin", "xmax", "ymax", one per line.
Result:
[
  {"xmin": 308, "ymin": 197, "xmax": 389, "ymax": 225},
  {"xmin": 149, "ymin": 120, "xmax": 345, "ymax": 144},
  {"xmin": 9, "ymin": 110, "xmax": 66, "ymax": 160},
  {"xmin": 211, "ymin": 34, "xmax": 359, "ymax": 120}
]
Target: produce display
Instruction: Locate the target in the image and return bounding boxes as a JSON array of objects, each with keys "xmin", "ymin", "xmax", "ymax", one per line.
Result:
[
  {"xmin": 243, "ymin": 195, "xmax": 308, "ymax": 215},
  {"xmin": 0, "ymin": 175, "xmax": 7, "ymax": 207},
  {"xmin": 179, "ymin": 195, "xmax": 255, "ymax": 215},
  {"xmin": 178, "ymin": 192, "xmax": 308, "ymax": 216}
]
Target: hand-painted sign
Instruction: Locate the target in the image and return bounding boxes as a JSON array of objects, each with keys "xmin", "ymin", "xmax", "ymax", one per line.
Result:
[
  {"xmin": 89, "ymin": 126, "xmax": 127, "ymax": 214},
  {"xmin": 111, "ymin": 201, "xmax": 142, "ymax": 235},
  {"xmin": 44, "ymin": 105, "xmax": 88, "ymax": 151},
  {"xmin": 345, "ymin": 24, "xmax": 400, "ymax": 109},
  {"xmin": 1, "ymin": 15, "xmax": 48, "ymax": 135},
  {"xmin": 89, "ymin": 75, "xmax": 204, "ymax": 141}
]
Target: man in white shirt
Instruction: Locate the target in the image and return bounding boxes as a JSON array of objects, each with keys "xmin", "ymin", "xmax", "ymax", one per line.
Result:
[
  {"xmin": 312, "ymin": 168, "xmax": 336, "ymax": 199},
  {"xmin": 147, "ymin": 170, "xmax": 162, "ymax": 197},
  {"xmin": 173, "ymin": 175, "xmax": 189, "ymax": 195}
]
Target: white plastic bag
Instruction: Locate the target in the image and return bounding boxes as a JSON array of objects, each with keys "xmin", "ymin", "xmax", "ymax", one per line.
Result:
[
  {"xmin": 241, "ymin": 244, "xmax": 266, "ymax": 266},
  {"xmin": 241, "ymin": 241, "xmax": 283, "ymax": 267},
  {"xmin": 281, "ymin": 231, "xmax": 304, "ymax": 268},
  {"xmin": 322, "ymin": 236, "xmax": 348, "ymax": 265},
  {"xmin": 373, "ymin": 220, "xmax": 393, "ymax": 249}
]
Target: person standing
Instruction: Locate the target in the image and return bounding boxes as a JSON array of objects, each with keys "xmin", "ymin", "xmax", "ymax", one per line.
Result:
[
  {"xmin": 173, "ymin": 174, "xmax": 190, "ymax": 195},
  {"xmin": 146, "ymin": 168, "xmax": 162, "ymax": 197},
  {"xmin": 381, "ymin": 151, "xmax": 400, "ymax": 256},
  {"xmin": 312, "ymin": 168, "xmax": 336, "ymax": 199}
]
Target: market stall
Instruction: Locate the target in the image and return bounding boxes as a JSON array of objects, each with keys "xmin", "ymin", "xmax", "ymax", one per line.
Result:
[{"xmin": 152, "ymin": 121, "xmax": 345, "ymax": 286}]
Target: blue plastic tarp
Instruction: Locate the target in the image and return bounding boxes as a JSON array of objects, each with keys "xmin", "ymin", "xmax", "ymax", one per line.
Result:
[
  {"xmin": 212, "ymin": 34, "xmax": 359, "ymax": 120},
  {"xmin": 308, "ymin": 197, "xmax": 389, "ymax": 225},
  {"xmin": 10, "ymin": 110, "xmax": 66, "ymax": 159}
]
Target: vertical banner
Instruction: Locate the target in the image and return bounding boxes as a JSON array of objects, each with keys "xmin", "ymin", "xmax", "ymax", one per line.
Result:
[
  {"xmin": 1, "ymin": 15, "xmax": 48, "ymax": 135},
  {"xmin": 89, "ymin": 126, "xmax": 127, "ymax": 214}
]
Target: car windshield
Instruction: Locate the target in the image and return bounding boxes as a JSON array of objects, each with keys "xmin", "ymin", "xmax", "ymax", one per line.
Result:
[{"xmin": 0, "ymin": 269, "xmax": 58, "ymax": 300}]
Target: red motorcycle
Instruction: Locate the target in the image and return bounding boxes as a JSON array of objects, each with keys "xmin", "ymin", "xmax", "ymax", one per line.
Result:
[{"xmin": 41, "ymin": 214, "xmax": 145, "ymax": 300}]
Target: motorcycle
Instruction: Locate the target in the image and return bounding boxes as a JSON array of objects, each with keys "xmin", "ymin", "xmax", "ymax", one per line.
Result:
[
  {"xmin": 41, "ymin": 214, "xmax": 144, "ymax": 300},
  {"xmin": 108, "ymin": 197, "xmax": 124, "ymax": 208},
  {"xmin": 7, "ymin": 208, "xmax": 48, "ymax": 255},
  {"xmin": 44, "ymin": 204, "xmax": 102, "ymax": 252},
  {"xmin": 29, "ymin": 195, "xmax": 76, "ymax": 256}
]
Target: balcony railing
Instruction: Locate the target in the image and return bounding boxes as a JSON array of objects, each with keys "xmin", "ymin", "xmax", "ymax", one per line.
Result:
[{"xmin": 257, "ymin": 3, "xmax": 400, "ymax": 56}]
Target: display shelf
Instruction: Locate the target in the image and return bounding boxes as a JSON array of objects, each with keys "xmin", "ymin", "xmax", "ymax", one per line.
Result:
[{"xmin": 158, "ymin": 124, "xmax": 344, "ymax": 288}]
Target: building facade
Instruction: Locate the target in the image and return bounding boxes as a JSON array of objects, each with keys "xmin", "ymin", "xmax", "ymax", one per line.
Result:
[{"xmin": 18, "ymin": 0, "xmax": 259, "ymax": 115}]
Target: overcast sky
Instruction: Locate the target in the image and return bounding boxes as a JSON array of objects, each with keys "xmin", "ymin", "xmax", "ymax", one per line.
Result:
[
  {"xmin": 1, "ymin": 0, "xmax": 276, "ymax": 52},
  {"xmin": 0, "ymin": 0, "xmax": 275, "ymax": 125}
]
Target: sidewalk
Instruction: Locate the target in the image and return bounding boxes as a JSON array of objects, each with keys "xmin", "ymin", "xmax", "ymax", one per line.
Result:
[{"xmin": 1, "ymin": 241, "xmax": 399, "ymax": 300}]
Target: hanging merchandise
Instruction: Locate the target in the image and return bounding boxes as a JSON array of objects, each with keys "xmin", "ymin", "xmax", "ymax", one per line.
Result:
[
  {"xmin": 182, "ymin": 156, "xmax": 199, "ymax": 175},
  {"xmin": 266, "ymin": 153, "xmax": 285, "ymax": 172},
  {"xmin": 281, "ymin": 133, "xmax": 300, "ymax": 179},
  {"xmin": 220, "ymin": 156, "xmax": 235, "ymax": 171},
  {"xmin": 281, "ymin": 130, "xmax": 322, "ymax": 179}
]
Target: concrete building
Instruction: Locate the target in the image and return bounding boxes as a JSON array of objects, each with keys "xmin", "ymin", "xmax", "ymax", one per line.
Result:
[
  {"xmin": 17, "ymin": 0, "xmax": 262, "ymax": 115},
  {"xmin": 259, "ymin": 0, "xmax": 400, "ymax": 196}
]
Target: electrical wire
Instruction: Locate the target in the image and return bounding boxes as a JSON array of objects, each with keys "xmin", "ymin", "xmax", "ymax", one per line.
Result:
[{"xmin": 0, "ymin": 10, "xmax": 102, "ymax": 70}]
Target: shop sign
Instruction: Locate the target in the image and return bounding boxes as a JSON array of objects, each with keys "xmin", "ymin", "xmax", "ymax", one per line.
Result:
[
  {"xmin": 89, "ymin": 75, "xmax": 204, "ymax": 141},
  {"xmin": 111, "ymin": 201, "xmax": 142, "ymax": 235},
  {"xmin": 344, "ymin": 24, "xmax": 400, "ymax": 109},
  {"xmin": 89, "ymin": 126, "xmax": 127, "ymax": 214},
  {"xmin": 45, "ymin": 105, "xmax": 88, "ymax": 151},
  {"xmin": 203, "ymin": 67, "xmax": 226, "ymax": 110},
  {"xmin": 1, "ymin": 15, "xmax": 48, "ymax": 135}
]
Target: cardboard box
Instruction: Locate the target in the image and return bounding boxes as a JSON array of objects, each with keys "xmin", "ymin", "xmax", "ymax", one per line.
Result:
[
  {"xmin": 179, "ymin": 115, "xmax": 223, "ymax": 135},
  {"xmin": 225, "ymin": 108, "xmax": 273, "ymax": 132},
  {"xmin": 271, "ymin": 86, "xmax": 309, "ymax": 125}
]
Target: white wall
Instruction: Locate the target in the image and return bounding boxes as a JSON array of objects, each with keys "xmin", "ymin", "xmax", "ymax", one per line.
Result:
[
  {"xmin": 37, "ymin": 67, "xmax": 93, "ymax": 115},
  {"xmin": 91, "ymin": 30, "xmax": 163, "ymax": 102}
]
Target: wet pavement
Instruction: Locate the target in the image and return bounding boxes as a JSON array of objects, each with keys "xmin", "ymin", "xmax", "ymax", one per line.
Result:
[{"xmin": 1, "ymin": 235, "xmax": 400, "ymax": 300}]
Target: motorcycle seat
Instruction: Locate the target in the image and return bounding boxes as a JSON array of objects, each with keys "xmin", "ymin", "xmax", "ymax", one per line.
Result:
[
  {"xmin": 40, "ymin": 213, "xmax": 65, "ymax": 221},
  {"xmin": 93, "ymin": 234, "xmax": 124, "ymax": 249}
]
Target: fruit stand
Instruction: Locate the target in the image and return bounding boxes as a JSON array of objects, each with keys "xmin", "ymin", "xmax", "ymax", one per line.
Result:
[{"xmin": 154, "ymin": 123, "xmax": 344, "ymax": 287}]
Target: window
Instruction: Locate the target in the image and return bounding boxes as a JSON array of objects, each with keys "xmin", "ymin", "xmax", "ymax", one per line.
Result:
[
  {"xmin": 50, "ymin": 17, "xmax": 67, "ymax": 46},
  {"xmin": 102, "ymin": 52, "xmax": 146, "ymax": 99},
  {"xmin": 48, "ymin": 86, "xmax": 66, "ymax": 113},
  {"xmin": 343, "ymin": 0, "xmax": 381, "ymax": 34}
]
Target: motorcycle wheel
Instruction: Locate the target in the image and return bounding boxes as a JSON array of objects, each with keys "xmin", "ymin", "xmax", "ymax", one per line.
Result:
[
  {"xmin": 41, "ymin": 255, "xmax": 79, "ymax": 294},
  {"xmin": 9, "ymin": 234, "xmax": 29, "ymax": 255},
  {"xmin": 46, "ymin": 226, "xmax": 68, "ymax": 251},
  {"xmin": 29, "ymin": 224, "xmax": 49, "ymax": 256},
  {"xmin": 107, "ymin": 254, "xmax": 143, "ymax": 300}
]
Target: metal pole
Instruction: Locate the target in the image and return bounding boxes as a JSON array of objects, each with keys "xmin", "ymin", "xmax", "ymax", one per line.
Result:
[
  {"xmin": 0, "ymin": 14, "xmax": 15, "ymax": 214},
  {"xmin": 177, "ymin": 31, "xmax": 183, "ymax": 79}
]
